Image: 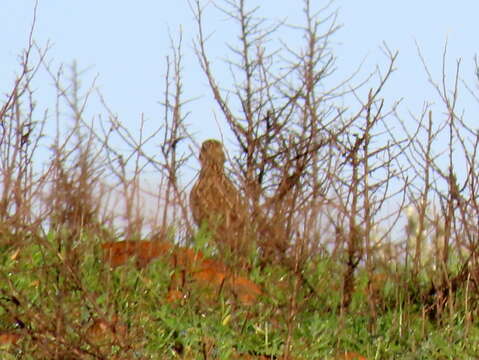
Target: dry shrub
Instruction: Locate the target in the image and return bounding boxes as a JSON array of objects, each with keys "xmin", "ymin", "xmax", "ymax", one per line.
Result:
[{"xmin": 2, "ymin": 1, "xmax": 479, "ymax": 358}]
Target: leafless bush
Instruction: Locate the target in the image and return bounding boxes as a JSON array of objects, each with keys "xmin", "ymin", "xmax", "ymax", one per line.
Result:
[
  {"xmin": 192, "ymin": 0, "xmax": 344, "ymax": 262},
  {"xmin": 0, "ymin": 5, "xmax": 191, "ymax": 357},
  {"xmin": 0, "ymin": 5, "xmax": 49, "ymax": 240},
  {"xmin": 3, "ymin": 0, "xmax": 479, "ymax": 357},
  {"xmin": 387, "ymin": 44, "xmax": 479, "ymax": 320},
  {"xmin": 191, "ymin": 0, "xmax": 409, "ymax": 323}
]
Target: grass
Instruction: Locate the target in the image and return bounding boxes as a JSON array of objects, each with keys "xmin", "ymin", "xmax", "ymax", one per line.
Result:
[
  {"xmin": 1, "ymin": 231, "xmax": 479, "ymax": 359},
  {"xmin": 2, "ymin": 0, "xmax": 479, "ymax": 358}
]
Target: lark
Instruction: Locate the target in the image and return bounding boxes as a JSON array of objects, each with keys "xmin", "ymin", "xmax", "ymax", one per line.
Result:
[{"xmin": 190, "ymin": 139, "xmax": 249, "ymax": 255}]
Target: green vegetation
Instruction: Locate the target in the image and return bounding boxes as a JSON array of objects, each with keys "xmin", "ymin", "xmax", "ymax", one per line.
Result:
[
  {"xmin": 1, "ymin": 235, "xmax": 479, "ymax": 359},
  {"xmin": 2, "ymin": 0, "xmax": 479, "ymax": 358}
]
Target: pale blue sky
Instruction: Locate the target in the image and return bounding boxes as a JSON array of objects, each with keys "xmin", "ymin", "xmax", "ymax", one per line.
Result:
[{"xmin": 2, "ymin": 1, "xmax": 478, "ymax": 144}]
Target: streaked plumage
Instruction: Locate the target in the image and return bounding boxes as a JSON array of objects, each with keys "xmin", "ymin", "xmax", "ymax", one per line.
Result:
[{"xmin": 190, "ymin": 140, "xmax": 249, "ymax": 254}]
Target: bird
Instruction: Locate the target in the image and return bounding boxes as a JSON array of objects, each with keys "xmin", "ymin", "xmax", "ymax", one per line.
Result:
[{"xmin": 190, "ymin": 139, "xmax": 250, "ymax": 256}]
